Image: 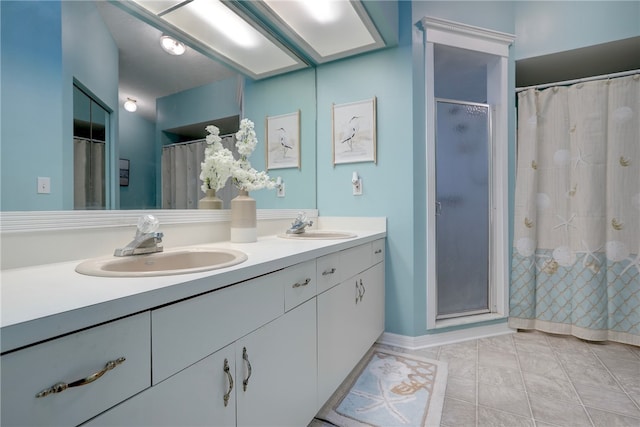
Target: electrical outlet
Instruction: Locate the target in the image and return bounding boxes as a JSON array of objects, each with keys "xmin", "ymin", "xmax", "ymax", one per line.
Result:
[
  {"xmin": 277, "ymin": 183, "xmax": 285, "ymax": 197},
  {"xmin": 352, "ymin": 178, "xmax": 362, "ymax": 196},
  {"xmin": 37, "ymin": 177, "xmax": 51, "ymax": 194}
]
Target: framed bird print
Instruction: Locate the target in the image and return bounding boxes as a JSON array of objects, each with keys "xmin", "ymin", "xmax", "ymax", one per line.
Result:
[
  {"xmin": 266, "ymin": 111, "xmax": 300, "ymax": 170},
  {"xmin": 332, "ymin": 97, "xmax": 377, "ymax": 165}
]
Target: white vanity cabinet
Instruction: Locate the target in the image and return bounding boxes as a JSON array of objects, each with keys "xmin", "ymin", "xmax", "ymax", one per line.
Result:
[
  {"xmin": 0, "ymin": 312, "xmax": 151, "ymax": 427},
  {"xmin": 317, "ymin": 239, "xmax": 385, "ymax": 407},
  {"xmin": 86, "ymin": 261, "xmax": 318, "ymax": 427},
  {"xmin": 1, "ymin": 232, "xmax": 385, "ymax": 427}
]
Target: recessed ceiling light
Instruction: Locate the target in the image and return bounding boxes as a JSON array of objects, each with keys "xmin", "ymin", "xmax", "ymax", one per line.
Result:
[
  {"xmin": 124, "ymin": 98, "xmax": 137, "ymax": 112},
  {"xmin": 160, "ymin": 35, "xmax": 186, "ymax": 55}
]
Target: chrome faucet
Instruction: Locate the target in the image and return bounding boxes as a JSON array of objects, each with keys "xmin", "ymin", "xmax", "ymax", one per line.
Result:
[
  {"xmin": 286, "ymin": 212, "xmax": 314, "ymax": 234},
  {"xmin": 114, "ymin": 214, "xmax": 164, "ymax": 257}
]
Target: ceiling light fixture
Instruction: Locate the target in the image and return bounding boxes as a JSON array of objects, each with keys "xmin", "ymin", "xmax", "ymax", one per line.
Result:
[
  {"xmin": 124, "ymin": 98, "xmax": 137, "ymax": 112},
  {"xmin": 160, "ymin": 35, "xmax": 186, "ymax": 55}
]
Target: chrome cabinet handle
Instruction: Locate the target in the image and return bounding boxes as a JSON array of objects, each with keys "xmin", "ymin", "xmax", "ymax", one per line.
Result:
[
  {"xmin": 374, "ymin": 249, "xmax": 382, "ymax": 254},
  {"xmin": 36, "ymin": 357, "xmax": 126, "ymax": 398},
  {"xmin": 322, "ymin": 268, "xmax": 336, "ymax": 276},
  {"xmin": 223, "ymin": 358, "xmax": 233, "ymax": 407},
  {"xmin": 359, "ymin": 279, "xmax": 366, "ymax": 301},
  {"xmin": 292, "ymin": 278, "xmax": 311, "ymax": 288},
  {"xmin": 355, "ymin": 281, "xmax": 360, "ymax": 304},
  {"xmin": 242, "ymin": 347, "xmax": 252, "ymax": 392}
]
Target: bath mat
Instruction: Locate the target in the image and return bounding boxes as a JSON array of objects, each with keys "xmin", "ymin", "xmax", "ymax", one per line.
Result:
[{"xmin": 314, "ymin": 346, "xmax": 448, "ymax": 427}]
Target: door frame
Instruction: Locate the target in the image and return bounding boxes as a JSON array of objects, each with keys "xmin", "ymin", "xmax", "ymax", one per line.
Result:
[{"xmin": 419, "ymin": 17, "xmax": 514, "ymax": 330}]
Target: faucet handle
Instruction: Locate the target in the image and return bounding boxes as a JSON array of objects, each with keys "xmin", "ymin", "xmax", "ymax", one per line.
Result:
[{"xmin": 137, "ymin": 214, "xmax": 159, "ymax": 234}]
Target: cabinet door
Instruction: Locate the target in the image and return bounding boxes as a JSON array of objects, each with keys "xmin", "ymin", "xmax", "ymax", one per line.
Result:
[
  {"xmin": 86, "ymin": 344, "xmax": 237, "ymax": 427},
  {"xmin": 1, "ymin": 312, "xmax": 150, "ymax": 427},
  {"xmin": 236, "ymin": 299, "xmax": 317, "ymax": 427},
  {"xmin": 355, "ymin": 262, "xmax": 385, "ymax": 355},
  {"xmin": 317, "ymin": 277, "xmax": 360, "ymax": 408}
]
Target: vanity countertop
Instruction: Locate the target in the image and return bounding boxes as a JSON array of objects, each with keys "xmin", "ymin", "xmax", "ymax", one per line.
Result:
[{"xmin": 1, "ymin": 224, "xmax": 386, "ymax": 353}]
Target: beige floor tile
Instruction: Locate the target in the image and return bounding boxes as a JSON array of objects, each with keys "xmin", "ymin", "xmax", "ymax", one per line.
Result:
[
  {"xmin": 529, "ymin": 393, "xmax": 592, "ymax": 427},
  {"xmin": 445, "ymin": 374, "xmax": 476, "ymax": 404},
  {"xmin": 440, "ymin": 355, "xmax": 477, "ymax": 379},
  {"xmin": 546, "ymin": 335, "xmax": 593, "ymax": 355},
  {"xmin": 517, "ymin": 351, "xmax": 565, "ymax": 376},
  {"xmin": 588, "ymin": 342, "xmax": 640, "ymax": 362},
  {"xmin": 523, "ymin": 370, "xmax": 580, "ymax": 403},
  {"xmin": 587, "ymin": 407, "xmax": 640, "ymax": 427},
  {"xmin": 478, "ymin": 365, "xmax": 525, "ymax": 390},
  {"xmin": 441, "ymin": 397, "xmax": 476, "ymax": 427},
  {"xmin": 478, "ymin": 347, "xmax": 520, "ymax": 371},
  {"xmin": 573, "ymin": 381, "xmax": 640, "ymax": 419},
  {"xmin": 477, "ymin": 405, "xmax": 534, "ymax": 427},
  {"xmin": 478, "ymin": 382, "xmax": 531, "ymax": 418},
  {"xmin": 514, "ymin": 340, "xmax": 556, "ymax": 356},
  {"xmin": 440, "ymin": 340, "xmax": 478, "ymax": 360},
  {"xmin": 478, "ymin": 334, "xmax": 517, "ymax": 354}
]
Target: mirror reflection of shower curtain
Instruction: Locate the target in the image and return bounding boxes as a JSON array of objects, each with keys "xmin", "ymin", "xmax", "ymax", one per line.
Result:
[
  {"xmin": 74, "ymin": 138, "xmax": 105, "ymax": 209},
  {"xmin": 435, "ymin": 99, "xmax": 491, "ymax": 319},
  {"xmin": 161, "ymin": 134, "xmax": 238, "ymax": 209}
]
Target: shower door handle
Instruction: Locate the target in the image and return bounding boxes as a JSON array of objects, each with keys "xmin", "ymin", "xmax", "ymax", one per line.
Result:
[{"xmin": 435, "ymin": 201, "xmax": 442, "ymax": 216}]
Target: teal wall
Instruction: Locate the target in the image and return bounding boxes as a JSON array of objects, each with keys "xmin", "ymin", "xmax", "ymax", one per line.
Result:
[
  {"xmin": 119, "ymin": 107, "xmax": 157, "ymax": 209},
  {"xmin": 1, "ymin": 1, "xmax": 64, "ymax": 211},
  {"xmin": 514, "ymin": 1, "xmax": 640, "ymax": 59},
  {"xmin": 244, "ymin": 68, "xmax": 317, "ymax": 208},
  {"xmin": 0, "ymin": 0, "xmax": 118, "ymax": 211}
]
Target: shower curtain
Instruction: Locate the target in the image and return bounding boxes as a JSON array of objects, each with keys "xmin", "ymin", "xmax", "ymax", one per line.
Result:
[
  {"xmin": 74, "ymin": 137, "xmax": 105, "ymax": 209},
  {"xmin": 509, "ymin": 74, "xmax": 639, "ymax": 346},
  {"xmin": 161, "ymin": 134, "xmax": 237, "ymax": 209}
]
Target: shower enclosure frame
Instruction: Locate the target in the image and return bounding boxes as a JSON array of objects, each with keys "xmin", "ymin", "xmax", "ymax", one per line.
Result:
[
  {"xmin": 434, "ymin": 98, "xmax": 494, "ymax": 321},
  {"xmin": 419, "ymin": 16, "xmax": 514, "ymax": 331}
]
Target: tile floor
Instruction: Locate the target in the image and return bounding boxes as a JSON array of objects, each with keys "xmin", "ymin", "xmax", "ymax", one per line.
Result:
[{"xmin": 393, "ymin": 330, "xmax": 640, "ymax": 427}]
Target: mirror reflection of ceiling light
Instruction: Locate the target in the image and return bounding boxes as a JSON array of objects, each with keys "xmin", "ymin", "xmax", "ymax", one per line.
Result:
[
  {"xmin": 260, "ymin": 0, "xmax": 385, "ymax": 62},
  {"xmin": 125, "ymin": 0, "xmax": 306, "ymax": 79},
  {"xmin": 300, "ymin": 0, "xmax": 341, "ymax": 24},
  {"xmin": 160, "ymin": 35, "xmax": 186, "ymax": 55},
  {"xmin": 124, "ymin": 98, "xmax": 137, "ymax": 112},
  {"xmin": 186, "ymin": 1, "xmax": 258, "ymax": 48}
]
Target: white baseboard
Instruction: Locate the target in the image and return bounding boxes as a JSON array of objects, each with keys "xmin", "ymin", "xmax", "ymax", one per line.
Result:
[{"xmin": 378, "ymin": 322, "xmax": 515, "ymax": 350}]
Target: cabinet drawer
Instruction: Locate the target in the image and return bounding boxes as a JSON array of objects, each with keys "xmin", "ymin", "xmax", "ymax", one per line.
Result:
[
  {"xmin": 316, "ymin": 252, "xmax": 341, "ymax": 294},
  {"xmin": 0, "ymin": 312, "xmax": 151, "ymax": 427},
  {"xmin": 283, "ymin": 260, "xmax": 317, "ymax": 312},
  {"xmin": 372, "ymin": 239, "xmax": 385, "ymax": 264},
  {"xmin": 152, "ymin": 273, "xmax": 284, "ymax": 383},
  {"xmin": 340, "ymin": 243, "xmax": 372, "ymax": 280}
]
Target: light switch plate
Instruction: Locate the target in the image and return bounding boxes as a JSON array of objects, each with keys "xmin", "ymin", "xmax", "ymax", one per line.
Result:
[{"xmin": 37, "ymin": 177, "xmax": 51, "ymax": 194}]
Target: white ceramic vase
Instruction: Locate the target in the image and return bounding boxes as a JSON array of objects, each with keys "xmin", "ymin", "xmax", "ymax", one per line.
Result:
[{"xmin": 230, "ymin": 189, "xmax": 257, "ymax": 242}]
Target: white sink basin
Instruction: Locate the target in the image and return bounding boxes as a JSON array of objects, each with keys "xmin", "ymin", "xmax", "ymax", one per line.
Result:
[
  {"xmin": 278, "ymin": 231, "xmax": 357, "ymax": 240},
  {"xmin": 75, "ymin": 248, "xmax": 248, "ymax": 277}
]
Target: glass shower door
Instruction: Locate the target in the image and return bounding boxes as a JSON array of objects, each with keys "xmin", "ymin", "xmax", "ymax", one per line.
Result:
[{"xmin": 435, "ymin": 99, "xmax": 491, "ymax": 319}]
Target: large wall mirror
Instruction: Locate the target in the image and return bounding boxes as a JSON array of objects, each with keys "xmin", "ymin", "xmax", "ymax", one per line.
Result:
[{"xmin": 0, "ymin": 0, "xmax": 318, "ymax": 212}]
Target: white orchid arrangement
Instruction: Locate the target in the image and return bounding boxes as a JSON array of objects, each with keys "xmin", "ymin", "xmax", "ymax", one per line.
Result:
[{"xmin": 200, "ymin": 119, "xmax": 275, "ymax": 194}]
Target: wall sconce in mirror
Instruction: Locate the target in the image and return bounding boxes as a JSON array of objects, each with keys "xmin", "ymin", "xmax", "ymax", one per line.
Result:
[
  {"xmin": 160, "ymin": 34, "xmax": 186, "ymax": 55},
  {"xmin": 124, "ymin": 98, "xmax": 138, "ymax": 112}
]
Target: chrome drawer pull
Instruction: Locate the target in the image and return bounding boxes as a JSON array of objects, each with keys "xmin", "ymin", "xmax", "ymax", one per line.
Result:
[
  {"xmin": 242, "ymin": 347, "xmax": 252, "ymax": 392},
  {"xmin": 35, "ymin": 357, "xmax": 126, "ymax": 398},
  {"xmin": 292, "ymin": 278, "xmax": 311, "ymax": 288},
  {"xmin": 374, "ymin": 249, "xmax": 382, "ymax": 254},
  {"xmin": 322, "ymin": 268, "xmax": 336, "ymax": 276},
  {"xmin": 223, "ymin": 358, "xmax": 233, "ymax": 407}
]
